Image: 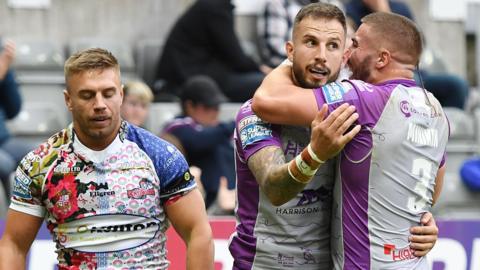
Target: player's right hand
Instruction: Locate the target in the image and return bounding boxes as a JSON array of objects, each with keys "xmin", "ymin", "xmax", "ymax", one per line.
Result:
[{"xmin": 309, "ymin": 103, "xmax": 361, "ymax": 161}]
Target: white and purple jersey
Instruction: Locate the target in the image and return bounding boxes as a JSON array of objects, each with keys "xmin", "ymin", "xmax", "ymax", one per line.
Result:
[
  {"xmin": 314, "ymin": 79, "xmax": 449, "ymax": 269},
  {"xmin": 10, "ymin": 121, "xmax": 195, "ymax": 269},
  {"xmin": 229, "ymin": 100, "xmax": 335, "ymax": 270}
]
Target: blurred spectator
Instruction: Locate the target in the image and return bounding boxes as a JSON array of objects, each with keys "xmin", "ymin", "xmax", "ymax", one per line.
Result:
[
  {"xmin": 345, "ymin": 0, "xmax": 412, "ymax": 27},
  {"xmin": 0, "ymin": 40, "xmax": 35, "ymax": 198},
  {"xmin": 155, "ymin": 0, "xmax": 270, "ymax": 102},
  {"xmin": 345, "ymin": 0, "xmax": 469, "ymax": 109},
  {"xmin": 120, "ymin": 80, "xmax": 210, "ymax": 201},
  {"xmin": 257, "ymin": 0, "xmax": 345, "ymax": 68},
  {"xmin": 160, "ymin": 75, "xmax": 236, "ymax": 212},
  {"xmin": 120, "ymin": 80, "xmax": 153, "ymax": 127}
]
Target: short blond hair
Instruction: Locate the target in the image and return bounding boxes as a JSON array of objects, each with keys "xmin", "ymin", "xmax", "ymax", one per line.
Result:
[
  {"xmin": 64, "ymin": 48, "xmax": 120, "ymax": 88},
  {"xmin": 123, "ymin": 81, "xmax": 154, "ymax": 103}
]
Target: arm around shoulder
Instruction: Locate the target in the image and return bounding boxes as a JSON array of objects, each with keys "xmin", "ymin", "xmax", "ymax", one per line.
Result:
[{"xmin": 252, "ymin": 64, "xmax": 318, "ymax": 126}]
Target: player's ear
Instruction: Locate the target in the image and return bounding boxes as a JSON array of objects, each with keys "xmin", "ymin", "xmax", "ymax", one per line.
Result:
[
  {"xmin": 64, "ymin": 89, "xmax": 73, "ymax": 112},
  {"xmin": 120, "ymin": 84, "xmax": 124, "ymax": 104},
  {"xmin": 376, "ymin": 49, "xmax": 390, "ymax": 68},
  {"xmin": 342, "ymin": 47, "xmax": 351, "ymax": 65},
  {"xmin": 286, "ymin": 41, "xmax": 294, "ymax": 62}
]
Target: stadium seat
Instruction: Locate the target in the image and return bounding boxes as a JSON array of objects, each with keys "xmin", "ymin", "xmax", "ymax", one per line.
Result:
[
  {"xmin": 14, "ymin": 39, "xmax": 65, "ymax": 71},
  {"xmin": 433, "ymin": 108, "xmax": 480, "ymax": 219},
  {"xmin": 444, "ymin": 107, "xmax": 476, "ymax": 141},
  {"xmin": 134, "ymin": 39, "xmax": 164, "ymax": 89},
  {"xmin": 68, "ymin": 38, "xmax": 138, "ymax": 79},
  {"xmin": 7, "ymin": 102, "xmax": 68, "ymax": 140},
  {"xmin": 11, "ymin": 40, "xmax": 67, "ymax": 114},
  {"xmin": 434, "ymin": 170, "xmax": 480, "ymax": 219},
  {"xmin": 13, "ymin": 39, "xmax": 65, "ymax": 86},
  {"xmin": 145, "ymin": 102, "xmax": 180, "ymax": 134}
]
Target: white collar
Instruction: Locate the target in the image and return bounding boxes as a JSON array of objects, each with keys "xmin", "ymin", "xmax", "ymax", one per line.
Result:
[{"xmin": 73, "ymin": 134, "xmax": 122, "ymax": 164}]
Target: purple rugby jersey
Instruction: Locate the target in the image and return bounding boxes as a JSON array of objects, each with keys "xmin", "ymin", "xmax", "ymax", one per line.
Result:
[
  {"xmin": 314, "ymin": 79, "xmax": 449, "ymax": 270},
  {"xmin": 229, "ymin": 100, "xmax": 335, "ymax": 270}
]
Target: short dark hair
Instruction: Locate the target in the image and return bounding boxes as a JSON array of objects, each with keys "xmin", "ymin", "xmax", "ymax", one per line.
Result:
[
  {"xmin": 180, "ymin": 75, "xmax": 227, "ymax": 114},
  {"xmin": 293, "ymin": 2, "xmax": 346, "ymax": 38},
  {"xmin": 361, "ymin": 12, "xmax": 423, "ymax": 65}
]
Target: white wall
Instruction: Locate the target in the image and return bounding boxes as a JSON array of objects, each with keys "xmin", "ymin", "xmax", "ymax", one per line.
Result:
[{"xmin": 0, "ymin": 0, "xmax": 193, "ymax": 48}]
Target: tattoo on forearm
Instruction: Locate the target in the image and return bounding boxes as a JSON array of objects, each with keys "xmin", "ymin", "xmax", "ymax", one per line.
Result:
[{"xmin": 248, "ymin": 146, "xmax": 306, "ymax": 205}]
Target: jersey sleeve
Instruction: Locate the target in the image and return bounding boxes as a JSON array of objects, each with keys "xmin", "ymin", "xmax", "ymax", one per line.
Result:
[
  {"xmin": 235, "ymin": 100, "xmax": 282, "ymax": 161},
  {"xmin": 126, "ymin": 125, "xmax": 196, "ymax": 205},
  {"xmin": 151, "ymin": 140, "xmax": 196, "ymax": 204},
  {"xmin": 158, "ymin": 145, "xmax": 196, "ymax": 205},
  {"xmin": 313, "ymin": 80, "xmax": 393, "ymax": 123},
  {"xmin": 313, "ymin": 81, "xmax": 359, "ymax": 111},
  {"xmin": 10, "ymin": 149, "xmax": 47, "ymax": 218}
]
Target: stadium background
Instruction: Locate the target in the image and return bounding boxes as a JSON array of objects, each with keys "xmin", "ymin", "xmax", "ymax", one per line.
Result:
[{"xmin": 0, "ymin": 0, "xmax": 479, "ymax": 269}]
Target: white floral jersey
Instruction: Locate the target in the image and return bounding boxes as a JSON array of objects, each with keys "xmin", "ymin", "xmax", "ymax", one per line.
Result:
[{"xmin": 10, "ymin": 121, "xmax": 196, "ymax": 269}]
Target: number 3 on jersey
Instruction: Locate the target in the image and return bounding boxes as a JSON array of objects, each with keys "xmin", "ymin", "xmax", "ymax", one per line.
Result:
[{"xmin": 408, "ymin": 158, "xmax": 433, "ymax": 212}]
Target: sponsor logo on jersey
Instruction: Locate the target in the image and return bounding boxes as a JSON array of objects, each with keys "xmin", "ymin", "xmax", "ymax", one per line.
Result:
[
  {"xmin": 407, "ymin": 123, "xmax": 439, "ymax": 147},
  {"xmin": 400, "ymin": 100, "xmax": 411, "ymax": 117},
  {"xmin": 55, "ymin": 189, "xmax": 76, "ymax": 216},
  {"xmin": 277, "ymin": 253, "xmax": 294, "ymax": 266},
  {"xmin": 383, "ymin": 243, "xmax": 416, "ymax": 261},
  {"xmin": 399, "ymin": 100, "xmax": 442, "ymax": 119},
  {"xmin": 127, "ymin": 179, "xmax": 155, "ymax": 199},
  {"xmin": 164, "ymin": 145, "xmax": 182, "ymax": 169},
  {"xmin": 275, "ymin": 185, "xmax": 331, "ymax": 215},
  {"xmin": 284, "ymin": 140, "xmax": 306, "ymax": 158},
  {"xmin": 56, "ymin": 214, "xmax": 161, "ymax": 253},
  {"xmin": 322, "ymin": 82, "xmax": 351, "ymax": 104},
  {"xmin": 88, "ymin": 221, "xmax": 157, "ymax": 233},
  {"xmin": 20, "ymin": 151, "xmax": 40, "ymax": 173},
  {"xmin": 297, "ymin": 186, "xmax": 331, "ymax": 207},
  {"xmin": 184, "ymin": 171, "xmax": 191, "ymax": 181},
  {"xmin": 238, "ymin": 115, "xmax": 273, "ymax": 149},
  {"xmin": 275, "ymin": 207, "xmax": 320, "ymax": 215},
  {"xmin": 12, "ymin": 167, "xmax": 33, "ymax": 199},
  {"xmin": 53, "ymin": 165, "xmax": 82, "ymax": 174},
  {"xmin": 238, "ymin": 115, "xmax": 261, "ymax": 130},
  {"xmin": 89, "ymin": 190, "xmax": 115, "ymax": 197}
]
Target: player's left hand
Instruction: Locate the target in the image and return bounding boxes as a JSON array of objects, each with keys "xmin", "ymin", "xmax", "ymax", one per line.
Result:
[{"xmin": 409, "ymin": 212, "xmax": 438, "ymax": 257}]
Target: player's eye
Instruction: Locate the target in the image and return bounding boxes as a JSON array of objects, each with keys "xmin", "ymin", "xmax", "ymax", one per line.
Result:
[
  {"xmin": 327, "ymin": 42, "xmax": 339, "ymax": 50},
  {"xmin": 305, "ymin": 39, "xmax": 316, "ymax": 47}
]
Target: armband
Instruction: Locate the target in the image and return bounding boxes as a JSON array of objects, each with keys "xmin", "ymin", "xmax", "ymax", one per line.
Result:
[
  {"xmin": 307, "ymin": 144, "xmax": 326, "ymax": 164},
  {"xmin": 287, "ymin": 145, "xmax": 324, "ymax": 184}
]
